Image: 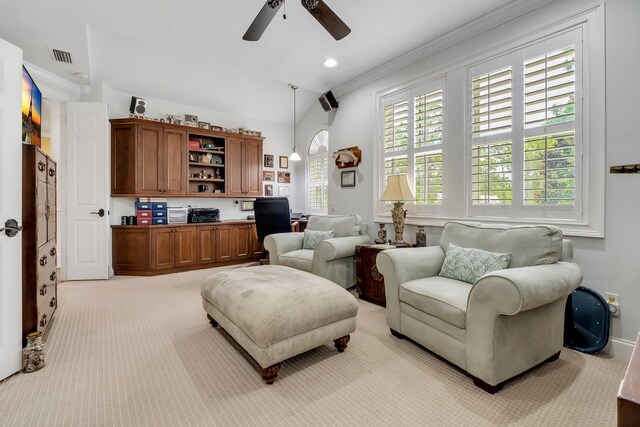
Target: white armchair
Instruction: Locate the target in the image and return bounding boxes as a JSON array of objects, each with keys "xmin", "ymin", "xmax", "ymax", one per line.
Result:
[{"xmin": 264, "ymin": 215, "xmax": 370, "ymax": 288}]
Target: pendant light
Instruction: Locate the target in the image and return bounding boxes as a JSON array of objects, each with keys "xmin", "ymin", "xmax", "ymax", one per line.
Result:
[{"xmin": 289, "ymin": 84, "xmax": 301, "ymax": 161}]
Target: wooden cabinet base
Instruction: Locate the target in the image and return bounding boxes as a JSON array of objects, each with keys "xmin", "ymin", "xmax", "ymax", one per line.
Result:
[{"xmin": 112, "ymin": 222, "xmax": 261, "ymax": 276}]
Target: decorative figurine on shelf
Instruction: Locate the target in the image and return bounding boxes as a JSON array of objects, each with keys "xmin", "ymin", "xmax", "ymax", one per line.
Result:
[
  {"xmin": 207, "ymin": 173, "xmax": 213, "ymax": 179},
  {"xmin": 375, "ymin": 223, "xmax": 387, "ymax": 244},
  {"xmin": 215, "ymin": 169, "xmax": 221, "ymax": 179},
  {"xmin": 416, "ymin": 225, "xmax": 426, "ymax": 247}
]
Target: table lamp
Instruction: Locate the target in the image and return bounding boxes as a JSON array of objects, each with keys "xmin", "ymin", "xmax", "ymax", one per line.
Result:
[{"xmin": 381, "ymin": 174, "xmax": 415, "ymax": 246}]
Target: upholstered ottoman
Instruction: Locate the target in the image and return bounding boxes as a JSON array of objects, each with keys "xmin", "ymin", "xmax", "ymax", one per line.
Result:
[{"xmin": 201, "ymin": 265, "xmax": 358, "ymax": 384}]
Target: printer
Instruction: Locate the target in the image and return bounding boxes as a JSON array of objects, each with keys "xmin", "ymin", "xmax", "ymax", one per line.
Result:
[{"xmin": 188, "ymin": 208, "xmax": 220, "ymax": 223}]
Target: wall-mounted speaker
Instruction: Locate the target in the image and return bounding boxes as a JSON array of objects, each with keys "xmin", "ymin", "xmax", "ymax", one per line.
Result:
[
  {"xmin": 318, "ymin": 90, "xmax": 339, "ymax": 112},
  {"xmin": 129, "ymin": 96, "xmax": 147, "ymax": 115}
]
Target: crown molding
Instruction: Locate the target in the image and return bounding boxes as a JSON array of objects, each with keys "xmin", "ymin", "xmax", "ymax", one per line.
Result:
[
  {"xmin": 334, "ymin": 0, "xmax": 554, "ymax": 97},
  {"xmin": 23, "ymin": 61, "xmax": 87, "ymax": 102}
]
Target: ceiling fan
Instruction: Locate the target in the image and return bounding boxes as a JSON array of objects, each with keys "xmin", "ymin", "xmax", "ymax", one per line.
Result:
[{"xmin": 243, "ymin": 0, "xmax": 351, "ymax": 41}]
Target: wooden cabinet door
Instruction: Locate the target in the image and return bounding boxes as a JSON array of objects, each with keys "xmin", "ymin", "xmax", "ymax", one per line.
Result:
[
  {"xmin": 111, "ymin": 124, "xmax": 137, "ymax": 195},
  {"xmin": 174, "ymin": 227, "xmax": 197, "ymax": 267},
  {"xmin": 243, "ymin": 139, "xmax": 263, "ymax": 197},
  {"xmin": 151, "ymin": 228, "xmax": 174, "ymax": 270},
  {"xmin": 112, "ymin": 228, "xmax": 150, "ymax": 273},
  {"xmin": 196, "ymin": 226, "xmax": 216, "ymax": 264},
  {"xmin": 234, "ymin": 225, "xmax": 252, "ymax": 259},
  {"xmin": 226, "ymin": 137, "xmax": 244, "ymax": 196},
  {"xmin": 46, "ymin": 183, "xmax": 56, "ymax": 242},
  {"xmin": 137, "ymin": 125, "xmax": 164, "ymax": 194},
  {"xmin": 215, "ymin": 224, "xmax": 235, "ymax": 262},
  {"xmin": 164, "ymin": 129, "xmax": 187, "ymax": 195}
]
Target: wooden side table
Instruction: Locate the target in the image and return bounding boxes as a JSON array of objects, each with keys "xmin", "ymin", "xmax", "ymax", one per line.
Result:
[{"xmin": 355, "ymin": 244, "xmax": 395, "ymax": 307}]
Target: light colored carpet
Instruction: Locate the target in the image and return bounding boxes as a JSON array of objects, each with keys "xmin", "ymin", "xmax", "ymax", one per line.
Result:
[{"xmin": 0, "ymin": 264, "xmax": 627, "ymax": 426}]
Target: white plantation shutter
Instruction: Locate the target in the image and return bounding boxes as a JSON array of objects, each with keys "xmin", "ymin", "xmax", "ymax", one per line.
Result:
[
  {"xmin": 523, "ymin": 46, "xmax": 576, "ymax": 206},
  {"xmin": 471, "ymin": 66, "xmax": 513, "ymax": 205},
  {"xmin": 380, "ymin": 79, "xmax": 446, "ymax": 215},
  {"xmin": 307, "ymin": 130, "xmax": 329, "ymax": 214},
  {"xmin": 414, "ymin": 89, "xmax": 443, "ymax": 205}
]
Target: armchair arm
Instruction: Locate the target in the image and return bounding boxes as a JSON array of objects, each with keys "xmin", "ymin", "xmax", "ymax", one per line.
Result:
[
  {"xmin": 313, "ymin": 235, "xmax": 371, "ymax": 262},
  {"xmin": 263, "ymin": 232, "xmax": 304, "ymax": 265},
  {"xmin": 376, "ymin": 246, "xmax": 446, "ymax": 331},
  {"xmin": 468, "ymin": 261, "xmax": 583, "ymax": 316}
]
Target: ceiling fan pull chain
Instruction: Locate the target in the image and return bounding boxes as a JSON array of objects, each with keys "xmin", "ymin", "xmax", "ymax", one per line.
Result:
[{"xmin": 283, "ymin": 0, "xmax": 287, "ymax": 19}]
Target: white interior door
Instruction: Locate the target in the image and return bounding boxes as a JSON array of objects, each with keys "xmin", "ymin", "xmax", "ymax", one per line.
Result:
[
  {"xmin": 65, "ymin": 102, "xmax": 109, "ymax": 280},
  {"xmin": 0, "ymin": 38, "xmax": 24, "ymax": 380}
]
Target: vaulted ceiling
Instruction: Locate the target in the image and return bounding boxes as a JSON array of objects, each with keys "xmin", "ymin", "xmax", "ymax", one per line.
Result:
[{"xmin": 0, "ymin": 0, "xmax": 550, "ymax": 124}]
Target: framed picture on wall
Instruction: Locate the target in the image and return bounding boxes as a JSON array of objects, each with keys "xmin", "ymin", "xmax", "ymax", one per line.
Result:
[
  {"xmin": 263, "ymin": 171, "xmax": 275, "ymax": 181},
  {"xmin": 341, "ymin": 170, "xmax": 356, "ymax": 187},
  {"xmin": 265, "ymin": 184, "xmax": 273, "ymax": 196},
  {"xmin": 277, "ymin": 171, "xmax": 291, "ymax": 183},
  {"xmin": 264, "ymin": 154, "xmax": 274, "ymax": 168},
  {"xmin": 279, "ymin": 156, "xmax": 289, "ymax": 169},
  {"xmin": 278, "ymin": 186, "xmax": 290, "ymax": 197}
]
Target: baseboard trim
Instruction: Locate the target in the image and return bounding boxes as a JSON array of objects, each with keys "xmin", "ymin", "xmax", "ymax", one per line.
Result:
[{"xmin": 600, "ymin": 337, "xmax": 636, "ymax": 363}]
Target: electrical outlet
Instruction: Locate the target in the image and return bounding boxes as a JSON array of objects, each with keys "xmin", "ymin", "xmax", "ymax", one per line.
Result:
[{"xmin": 605, "ymin": 292, "xmax": 620, "ymax": 316}]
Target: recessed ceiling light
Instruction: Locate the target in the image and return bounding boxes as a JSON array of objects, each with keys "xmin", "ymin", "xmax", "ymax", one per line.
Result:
[{"xmin": 323, "ymin": 58, "xmax": 338, "ymax": 68}]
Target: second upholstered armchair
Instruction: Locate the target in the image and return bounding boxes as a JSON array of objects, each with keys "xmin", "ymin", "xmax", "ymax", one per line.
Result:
[{"xmin": 264, "ymin": 215, "xmax": 370, "ymax": 288}]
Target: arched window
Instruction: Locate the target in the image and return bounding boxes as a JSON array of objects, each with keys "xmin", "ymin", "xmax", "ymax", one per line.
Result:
[{"xmin": 307, "ymin": 130, "xmax": 329, "ymax": 214}]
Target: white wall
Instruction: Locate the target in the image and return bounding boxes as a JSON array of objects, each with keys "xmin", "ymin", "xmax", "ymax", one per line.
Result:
[
  {"xmin": 298, "ymin": 0, "xmax": 640, "ymax": 349},
  {"xmin": 97, "ymin": 84, "xmax": 302, "ymax": 222}
]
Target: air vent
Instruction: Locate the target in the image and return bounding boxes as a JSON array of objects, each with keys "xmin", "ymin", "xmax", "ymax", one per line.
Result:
[{"xmin": 48, "ymin": 48, "xmax": 73, "ymax": 64}]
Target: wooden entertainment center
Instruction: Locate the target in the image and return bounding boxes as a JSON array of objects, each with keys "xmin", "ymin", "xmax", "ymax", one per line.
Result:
[{"xmin": 110, "ymin": 118, "xmax": 265, "ymax": 275}]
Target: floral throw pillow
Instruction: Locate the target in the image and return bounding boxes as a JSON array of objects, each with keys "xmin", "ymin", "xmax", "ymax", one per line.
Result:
[
  {"xmin": 439, "ymin": 243, "xmax": 511, "ymax": 284},
  {"xmin": 303, "ymin": 230, "xmax": 335, "ymax": 250}
]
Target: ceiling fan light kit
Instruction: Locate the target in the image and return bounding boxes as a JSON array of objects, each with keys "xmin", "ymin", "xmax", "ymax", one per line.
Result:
[{"xmin": 243, "ymin": 0, "xmax": 351, "ymax": 41}]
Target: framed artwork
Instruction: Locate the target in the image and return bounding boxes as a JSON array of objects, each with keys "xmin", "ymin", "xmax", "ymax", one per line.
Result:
[
  {"xmin": 264, "ymin": 154, "xmax": 274, "ymax": 168},
  {"xmin": 263, "ymin": 171, "xmax": 275, "ymax": 181},
  {"xmin": 278, "ymin": 186, "xmax": 290, "ymax": 197},
  {"xmin": 277, "ymin": 171, "xmax": 291, "ymax": 183},
  {"xmin": 279, "ymin": 156, "xmax": 289, "ymax": 169},
  {"xmin": 341, "ymin": 170, "xmax": 356, "ymax": 187},
  {"xmin": 265, "ymin": 184, "xmax": 273, "ymax": 196}
]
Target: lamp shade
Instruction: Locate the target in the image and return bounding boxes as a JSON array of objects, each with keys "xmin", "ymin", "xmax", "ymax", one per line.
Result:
[{"xmin": 381, "ymin": 174, "xmax": 415, "ymax": 202}]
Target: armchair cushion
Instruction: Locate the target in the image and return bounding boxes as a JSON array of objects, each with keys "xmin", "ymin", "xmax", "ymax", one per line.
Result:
[
  {"xmin": 400, "ymin": 276, "xmax": 472, "ymax": 329},
  {"xmin": 303, "ymin": 229, "xmax": 335, "ymax": 249},
  {"xmin": 439, "ymin": 243, "xmax": 511, "ymax": 284},
  {"xmin": 278, "ymin": 249, "xmax": 314, "ymax": 272}
]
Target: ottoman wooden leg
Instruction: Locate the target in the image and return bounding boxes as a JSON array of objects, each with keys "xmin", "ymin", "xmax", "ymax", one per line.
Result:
[
  {"xmin": 207, "ymin": 314, "xmax": 218, "ymax": 327},
  {"xmin": 260, "ymin": 363, "xmax": 281, "ymax": 384},
  {"xmin": 334, "ymin": 335, "xmax": 350, "ymax": 352}
]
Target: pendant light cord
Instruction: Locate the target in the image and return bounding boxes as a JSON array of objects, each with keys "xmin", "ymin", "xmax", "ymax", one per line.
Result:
[{"xmin": 289, "ymin": 84, "xmax": 301, "ymax": 160}]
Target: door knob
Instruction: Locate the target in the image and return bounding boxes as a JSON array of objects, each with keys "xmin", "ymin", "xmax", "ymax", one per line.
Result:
[
  {"xmin": 90, "ymin": 209, "xmax": 105, "ymax": 217},
  {"xmin": 0, "ymin": 219, "xmax": 23, "ymax": 237}
]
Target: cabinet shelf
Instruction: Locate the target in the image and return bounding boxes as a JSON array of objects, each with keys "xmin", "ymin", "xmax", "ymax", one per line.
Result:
[
  {"xmin": 189, "ymin": 162, "xmax": 225, "ymax": 167},
  {"xmin": 189, "ymin": 178, "xmax": 225, "ymax": 182},
  {"xmin": 189, "ymin": 148, "xmax": 224, "ymax": 154}
]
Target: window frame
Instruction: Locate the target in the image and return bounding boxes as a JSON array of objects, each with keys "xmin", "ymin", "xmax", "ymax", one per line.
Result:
[{"xmin": 374, "ymin": 6, "xmax": 604, "ymax": 237}]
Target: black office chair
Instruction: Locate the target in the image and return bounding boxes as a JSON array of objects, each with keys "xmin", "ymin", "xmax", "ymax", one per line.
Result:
[{"xmin": 254, "ymin": 197, "xmax": 293, "ymax": 244}]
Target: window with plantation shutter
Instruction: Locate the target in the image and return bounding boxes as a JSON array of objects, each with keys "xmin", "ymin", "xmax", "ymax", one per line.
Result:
[
  {"xmin": 375, "ymin": 14, "xmax": 603, "ymax": 237},
  {"xmin": 380, "ymin": 80, "xmax": 446, "ymax": 216},
  {"xmin": 307, "ymin": 130, "xmax": 329, "ymax": 214}
]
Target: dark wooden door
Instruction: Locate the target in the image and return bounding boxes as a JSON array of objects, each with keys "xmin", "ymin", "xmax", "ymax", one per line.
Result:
[
  {"xmin": 151, "ymin": 228, "xmax": 174, "ymax": 270},
  {"xmin": 216, "ymin": 224, "xmax": 235, "ymax": 262},
  {"xmin": 196, "ymin": 226, "xmax": 216, "ymax": 264},
  {"xmin": 164, "ymin": 129, "xmax": 187, "ymax": 195},
  {"xmin": 174, "ymin": 226, "xmax": 197, "ymax": 267},
  {"xmin": 226, "ymin": 137, "xmax": 244, "ymax": 196},
  {"xmin": 244, "ymin": 139, "xmax": 262, "ymax": 197},
  {"xmin": 137, "ymin": 125, "xmax": 164, "ymax": 194}
]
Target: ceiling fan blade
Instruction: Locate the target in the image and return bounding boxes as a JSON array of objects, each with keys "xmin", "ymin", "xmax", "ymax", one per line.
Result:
[
  {"xmin": 302, "ymin": 0, "xmax": 351, "ymax": 41},
  {"xmin": 243, "ymin": 1, "xmax": 283, "ymax": 41}
]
